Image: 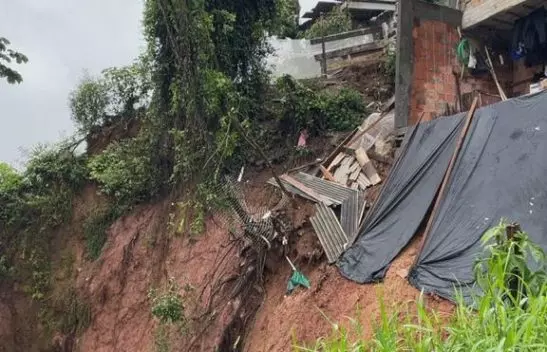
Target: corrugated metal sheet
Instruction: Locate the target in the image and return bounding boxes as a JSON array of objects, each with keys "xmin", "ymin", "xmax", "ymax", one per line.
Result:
[
  {"xmin": 310, "ymin": 203, "xmax": 349, "ymax": 264},
  {"xmin": 293, "ymin": 172, "xmax": 356, "ymax": 205},
  {"xmin": 267, "ymin": 177, "xmax": 338, "ymax": 205},
  {"xmin": 340, "ymin": 190, "xmax": 359, "ymax": 240}
]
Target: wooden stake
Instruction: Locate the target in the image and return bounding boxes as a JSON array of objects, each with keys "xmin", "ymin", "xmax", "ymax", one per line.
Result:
[
  {"xmin": 413, "ymin": 97, "xmax": 479, "ymax": 266},
  {"xmin": 485, "ymin": 47, "xmax": 508, "ymax": 101},
  {"xmin": 319, "ymin": 165, "xmax": 336, "ymax": 181}
]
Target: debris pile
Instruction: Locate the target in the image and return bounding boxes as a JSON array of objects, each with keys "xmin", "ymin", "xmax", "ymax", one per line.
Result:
[{"xmin": 269, "ymin": 99, "xmax": 395, "ymax": 263}]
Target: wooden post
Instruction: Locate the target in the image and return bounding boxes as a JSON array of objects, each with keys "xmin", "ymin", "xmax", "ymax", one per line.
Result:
[
  {"xmin": 485, "ymin": 47, "xmax": 508, "ymax": 101},
  {"xmin": 321, "ymin": 12, "xmax": 327, "ymax": 77},
  {"xmin": 413, "ymin": 97, "xmax": 479, "ymax": 265}
]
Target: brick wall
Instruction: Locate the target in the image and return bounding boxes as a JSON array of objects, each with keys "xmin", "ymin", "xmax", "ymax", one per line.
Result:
[{"xmin": 409, "ymin": 18, "xmax": 507, "ymax": 125}]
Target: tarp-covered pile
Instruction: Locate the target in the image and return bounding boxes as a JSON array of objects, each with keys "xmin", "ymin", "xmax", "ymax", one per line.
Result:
[{"xmin": 339, "ymin": 91, "xmax": 547, "ymax": 302}]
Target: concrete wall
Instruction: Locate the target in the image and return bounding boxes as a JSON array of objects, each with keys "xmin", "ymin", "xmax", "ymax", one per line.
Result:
[{"xmin": 266, "ymin": 33, "xmax": 374, "ymax": 79}]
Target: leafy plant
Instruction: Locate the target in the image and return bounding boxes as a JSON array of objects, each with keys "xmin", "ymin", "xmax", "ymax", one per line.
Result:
[
  {"xmin": 383, "ymin": 48, "xmax": 396, "ymax": 85},
  {"xmin": 269, "ymin": 0, "xmax": 300, "ymax": 39},
  {"xmin": 69, "ymin": 74, "xmax": 109, "ymax": 132},
  {"xmin": 69, "ymin": 62, "xmax": 151, "ymax": 132},
  {"xmin": 0, "ymin": 37, "xmax": 28, "ymax": 84},
  {"xmin": 276, "ymin": 75, "xmax": 366, "ymax": 135},
  {"xmin": 88, "ymin": 133, "xmax": 161, "ymax": 206},
  {"xmin": 149, "ymin": 279, "xmax": 187, "ymax": 325},
  {"xmin": 303, "ymin": 6, "xmax": 352, "ymax": 39}
]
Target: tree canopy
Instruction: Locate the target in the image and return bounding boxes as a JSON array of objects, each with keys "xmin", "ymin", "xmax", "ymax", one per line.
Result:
[{"xmin": 0, "ymin": 37, "xmax": 28, "ymax": 84}]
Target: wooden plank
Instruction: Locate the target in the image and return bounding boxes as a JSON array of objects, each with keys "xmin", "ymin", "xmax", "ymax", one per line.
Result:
[
  {"xmin": 349, "ymin": 168, "xmax": 361, "ymax": 182},
  {"xmin": 414, "ymin": 97, "xmax": 479, "ymax": 266},
  {"xmin": 319, "ymin": 165, "xmax": 336, "ymax": 182},
  {"xmin": 313, "ymin": 40, "xmax": 386, "ymax": 61},
  {"xmin": 355, "ymin": 148, "xmax": 381, "ymax": 185},
  {"xmin": 462, "ymin": 0, "xmax": 530, "ymax": 29},
  {"xmin": 323, "ymin": 131, "xmax": 358, "ymax": 171},
  {"xmin": 334, "ymin": 156, "xmax": 352, "ymax": 185},
  {"xmin": 310, "ymin": 26, "xmax": 382, "ymax": 45},
  {"xmin": 327, "ymin": 152, "xmax": 347, "ymax": 171},
  {"xmin": 357, "ymin": 173, "xmax": 371, "ymax": 189}
]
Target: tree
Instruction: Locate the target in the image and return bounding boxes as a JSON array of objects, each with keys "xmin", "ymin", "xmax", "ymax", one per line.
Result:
[
  {"xmin": 0, "ymin": 37, "xmax": 28, "ymax": 84},
  {"xmin": 69, "ymin": 62, "xmax": 151, "ymax": 132},
  {"xmin": 270, "ymin": 0, "xmax": 300, "ymax": 39}
]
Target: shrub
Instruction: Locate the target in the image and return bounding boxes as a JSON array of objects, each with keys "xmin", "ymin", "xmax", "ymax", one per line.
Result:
[
  {"xmin": 303, "ymin": 6, "xmax": 352, "ymax": 39},
  {"xmin": 69, "ymin": 74, "xmax": 109, "ymax": 132},
  {"xmin": 70, "ymin": 62, "xmax": 151, "ymax": 132},
  {"xmin": 276, "ymin": 75, "xmax": 366, "ymax": 135},
  {"xmin": 149, "ymin": 279, "xmax": 186, "ymax": 325},
  {"xmin": 88, "ymin": 134, "xmax": 161, "ymax": 205}
]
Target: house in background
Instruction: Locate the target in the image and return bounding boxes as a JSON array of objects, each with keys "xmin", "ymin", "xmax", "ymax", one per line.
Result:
[
  {"xmin": 395, "ymin": 0, "xmax": 547, "ymax": 129},
  {"xmin": 301, "ymin": 0, "xmax": 397, "ymax": 29}
]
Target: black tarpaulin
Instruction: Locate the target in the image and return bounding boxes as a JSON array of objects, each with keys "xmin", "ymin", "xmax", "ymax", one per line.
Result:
[
  {"xmin": 338, "ymin": 113, "xmax": 465, "ymax": 283},
  {"xmin": 409, "ymin": 91, "xmax": 547, "ymax": 302}
]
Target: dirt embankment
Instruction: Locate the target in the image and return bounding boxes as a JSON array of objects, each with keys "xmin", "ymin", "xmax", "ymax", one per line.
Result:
[{"xmin": 1, "ymin": 154, "xmax": 453, "ymax": 352}]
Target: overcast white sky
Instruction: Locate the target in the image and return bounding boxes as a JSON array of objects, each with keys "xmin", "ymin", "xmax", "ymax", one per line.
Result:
[{"xmin": 0, "ymin": 0, "xmax": 321, "ymax": 166}]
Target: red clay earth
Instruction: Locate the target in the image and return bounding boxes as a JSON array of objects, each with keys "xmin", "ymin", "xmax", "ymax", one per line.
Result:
[
  {"xmin": 72, "ymin": 159, "xmax": 453, "ymax": 352},
  {"xmin": 0, "ymin": 142, "xmax": 453, "ymax": 352}
]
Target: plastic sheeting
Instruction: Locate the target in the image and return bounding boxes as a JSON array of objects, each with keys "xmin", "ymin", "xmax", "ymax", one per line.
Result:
[
  {"xmin": 409, "ymin": 91, "xmax": 547, "ymax": 301},
  {"xmin": 338, "ymin": 113, "xmax": 465, "ymax": 283}
]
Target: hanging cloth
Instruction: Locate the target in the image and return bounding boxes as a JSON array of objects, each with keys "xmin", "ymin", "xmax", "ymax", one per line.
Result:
[{"xmin": 511, "ymin": 7, "xmax": 547, "ymax": 67}]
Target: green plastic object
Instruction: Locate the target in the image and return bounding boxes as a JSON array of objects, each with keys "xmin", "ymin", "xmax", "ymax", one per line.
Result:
[
  {"xmin": 286, "ymin": 270, "xmax": 311, "ymax": 295},
  {"xmin": 456, "ymin": 38, "xmax": 470, "ymax": 65}
]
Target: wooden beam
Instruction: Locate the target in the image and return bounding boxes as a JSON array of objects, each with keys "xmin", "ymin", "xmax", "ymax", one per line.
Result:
[
  {"xmin": 313, "ymin": 40, "xmax": 386, "ymax": 61},
  {"xmin": 413, "ymin": 97, "xmax": 479, "ymax": 266},
  {"xmin": 310, "ymin": 27, "xmax": 382, "ymax": 45},
  {"xmin": 462, "ymin": 0, "xmax": 530, "ymax": 29},
  {"xmin": 341, "ymin": 1, "xmax": 396, "ymax": 12}
]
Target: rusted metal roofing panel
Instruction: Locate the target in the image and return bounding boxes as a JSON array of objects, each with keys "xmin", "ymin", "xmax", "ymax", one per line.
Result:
[{"xmin": 310, "ymin": 203, "xmax": 349, "ymax": 263}]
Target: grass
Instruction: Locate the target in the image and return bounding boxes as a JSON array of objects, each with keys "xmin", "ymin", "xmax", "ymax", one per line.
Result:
[{"xmin": 294, "ymin": 221, "xmax": 547, "ymax": 351}]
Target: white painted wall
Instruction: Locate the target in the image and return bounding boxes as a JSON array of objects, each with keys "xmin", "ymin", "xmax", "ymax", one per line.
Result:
[{"xmin": 266, "ymin": 33, "xmax": 374, "ymax": 79}]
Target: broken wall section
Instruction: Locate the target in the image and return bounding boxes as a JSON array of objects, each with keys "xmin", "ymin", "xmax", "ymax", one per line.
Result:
[
  {"xmin": 410, "ymin": 15, "xmax": 508, "ymax": 125},
  {"xmin": 396, "ymin": 0, "xmax": 509, "ymax": 128}
]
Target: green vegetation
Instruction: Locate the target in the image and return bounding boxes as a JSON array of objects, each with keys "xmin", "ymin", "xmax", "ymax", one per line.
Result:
[
  {"xmin": 69, "ymin": 62, "xmax": 150, "ymax": 133},
  {"xmin": 149, "ymin": 279, "xmax": 187, "ymax": 325},
  {"xmin": 149, "ymin": 279, "xmax": 193, "ymax": 351},
  {"xmin": 276, "ymin": 75, "xmax": 366, "ymax": 135},
  {"xmin": 0, "ymin": 0, "xmax": 368, "ymax": 346},
  {"xmin": 0, "ymin": 37, "xmax": 28, "ymax": 84},
  {"xmin": 0, "ymin": 144, "xmax": 89, "ymax": 340},
  {"xmin": 294, "ymin": 221, "xmax": 547, "ymax": 351},
  {"xmin": 303, "ymin": 6, "xmax": 352, "ymax": 40},
  {"xmin": 270, "ymin": 0, "xmax": 300, "ymax": 38},
  {"xmin": 83, "ymin": 205, "xmax": 124, "ymax": 260}
]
